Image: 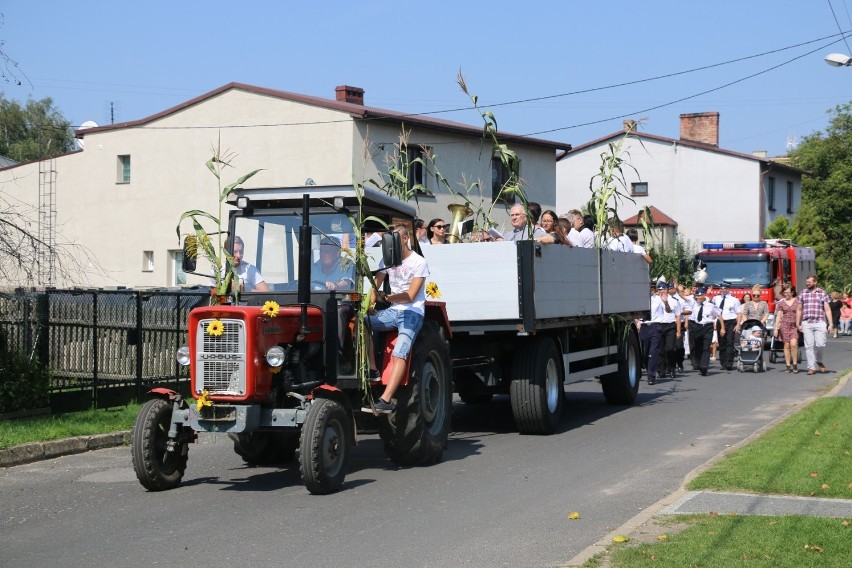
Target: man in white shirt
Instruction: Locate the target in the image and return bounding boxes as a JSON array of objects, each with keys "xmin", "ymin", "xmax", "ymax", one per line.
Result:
[
  {"xmin": 606, "ymin": 218, "xmax": 634, "ymax": 252},
  {"xmin": 221, "ymin": 236, "xmax": 269, "ymax": 292},
  {"xmin": 689, "ymin": 287, "xmax": 725, "ymax": 375},
  {"xmin": 656, "ymin": 282, "xmax": 682, "ymax": 379},
  {"xmin": 626, "ymin": 228, "xmax": 653, "ymax": 264},
  {"xmin": 713, "ymin": 284, "xmax": 742, "ymax": 371},
  {"xmin": 565, "ymin": 209, "xmax": 594, "ymax": 248}
]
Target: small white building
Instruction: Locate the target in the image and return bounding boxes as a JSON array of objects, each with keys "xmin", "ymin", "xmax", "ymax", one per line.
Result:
[
  {"xmin": 556, "ymin": 112, "xmax": 805, "ymax": 247},
  {"xmin": 0, "ymin": 83, "xmax": 569, "ymax": 288}
]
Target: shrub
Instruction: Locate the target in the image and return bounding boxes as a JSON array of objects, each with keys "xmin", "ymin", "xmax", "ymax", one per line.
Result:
[{"xmin": 0, "ymin": 330, "xmax": 50, "ymax": 414}]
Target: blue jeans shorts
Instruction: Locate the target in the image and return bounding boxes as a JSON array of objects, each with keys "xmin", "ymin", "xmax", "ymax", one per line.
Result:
[{"xmin": 366, "ymin": 309, "xmax": 424, "ymax": 360}]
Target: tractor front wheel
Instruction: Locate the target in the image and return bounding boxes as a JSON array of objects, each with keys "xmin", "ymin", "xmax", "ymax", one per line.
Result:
[
  {"xmin": 299, "ymin": 398, "xmax": 350, "ymax": 495},
  {"xmin": 131, "ymin": 398, "xmax": 187, "ymax": 491}
]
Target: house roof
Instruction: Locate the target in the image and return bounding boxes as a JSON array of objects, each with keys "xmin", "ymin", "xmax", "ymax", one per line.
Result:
[
  {"xmin": 0, "ymin": 156, "xmax": 18, "ymax": 168},
  {"xmin": 557, "ymin": 129, "xmax": 806, "ymax": 175},
  {"xmin": 622, "ymin": 205, "xmax": 678, "ymax": 227},
  {"xmin": 76, "ymin": 82, "xmax": 572, "ymax": 152}
]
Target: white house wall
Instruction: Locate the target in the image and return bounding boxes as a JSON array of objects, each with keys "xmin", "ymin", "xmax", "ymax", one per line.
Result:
[
  {"xmin": 556, "ymin": 137, "xmax": 763, "ymax": 245},
  {"xmin": 1, "ymin": 87, "xmax": 559, "ymax": 289}
]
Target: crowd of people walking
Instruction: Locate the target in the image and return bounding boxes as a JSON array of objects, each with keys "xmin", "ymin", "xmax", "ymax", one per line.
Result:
[{"xmin": 639, "ymin": 274, "xmax": 845, "ymax": 381}]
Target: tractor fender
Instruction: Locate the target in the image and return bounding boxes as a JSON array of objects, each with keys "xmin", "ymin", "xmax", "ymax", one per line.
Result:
[{"xmin": 310, "ymin": 384, "xmax": 357, "ymax": 445}]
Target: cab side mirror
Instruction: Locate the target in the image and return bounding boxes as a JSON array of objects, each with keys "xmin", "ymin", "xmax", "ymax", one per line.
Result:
[
  {"xmin": 381, "ymin": 232, "xmax": 403, "ymax": 268},
  {"xmin": 182, "ymin": 236, "xmax": 198, "ymax": 273}
]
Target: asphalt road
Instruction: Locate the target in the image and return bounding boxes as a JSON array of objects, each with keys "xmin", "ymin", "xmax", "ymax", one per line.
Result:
[{"xmin": 2, "ymin": 339, "xmax": 849, "ymax": 568}]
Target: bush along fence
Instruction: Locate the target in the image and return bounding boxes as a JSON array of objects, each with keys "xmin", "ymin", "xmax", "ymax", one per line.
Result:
[{"xmin": 0, "ymin": 288, "xmax": 209, "ymax": 415}]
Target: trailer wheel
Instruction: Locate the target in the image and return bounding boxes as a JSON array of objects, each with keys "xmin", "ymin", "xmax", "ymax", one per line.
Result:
[
  {"xmin": 379, "ymin": 320, "xmax": 452, "ymax": 466},
  {"xmin": 510, "ymin": 336, "xmax": 564, "ymax": 434},
  {"xmin": 299, "ymin": 398, "xmax": 350, "ymax": 495},
  {"xmin": 601, "ymin": 326, "xmax": 641, "ymax": 406},
  {"xmin": 131, "ymin": 398, "xmax": 187, "ymax": 491},
  {"xmin": 229, "ymin": 432, "xmax": 297, "ymax": 465}
]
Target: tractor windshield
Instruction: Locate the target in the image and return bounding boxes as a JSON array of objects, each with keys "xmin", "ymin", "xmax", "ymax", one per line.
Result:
[{"xmin": 232, "ymin": 212, "xmax": 358, "ymax": 292}]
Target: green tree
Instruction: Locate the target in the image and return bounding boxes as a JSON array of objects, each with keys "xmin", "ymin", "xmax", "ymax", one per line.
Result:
[
  {"xmin": 764, "ymin": 216, "xmax": 794, "ymax": 239},
  {"xmin": 0, "ymin": 94, "xmax": 75, "ymax": 162},
  {"xmin": 648, "ymin": 236, "xmax": 696, "ymax": 286},
  {"xmin": 789, "ymin": 102, "xmax": 852, "ymax": 289}
]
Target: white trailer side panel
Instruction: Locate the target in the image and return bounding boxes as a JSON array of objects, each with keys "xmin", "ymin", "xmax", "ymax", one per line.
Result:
[
  {"xmin": 534, "ymin": 246, "xmax": 600, "ymax": 318},
  {"xmin": 423, "ymin": 242, "xmax": 649, "ymax": 325},
  {"xmin": 421, "ymin": 242, "xmax": 521, "ymax": 322}
]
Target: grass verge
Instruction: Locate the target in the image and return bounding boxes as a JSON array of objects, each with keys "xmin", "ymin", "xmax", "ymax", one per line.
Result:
[
  {"xmin": 688, "ymin": 397, "xmax": 852, "ymax": 498},
  {"xmin": 0, "ymin": 404, "xmax": 141, "ymax": 450},
  {"xmin": 606, "ymin": 514, "xmax": 852, "ymax": 567}
]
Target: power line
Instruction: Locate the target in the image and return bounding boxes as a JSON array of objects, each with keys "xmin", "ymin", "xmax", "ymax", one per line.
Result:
[{"xmin": 50, "ymin": 29, "xmax": 852, "ymax": 152}]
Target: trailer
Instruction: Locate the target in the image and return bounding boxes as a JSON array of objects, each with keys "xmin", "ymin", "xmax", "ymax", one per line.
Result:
[{"xmin": 423, "ymin": 240, "xmax": 649, "ymax": 434}]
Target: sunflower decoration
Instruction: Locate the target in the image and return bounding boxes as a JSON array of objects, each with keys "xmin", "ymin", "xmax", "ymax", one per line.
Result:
[
  {"xmin": 206, "ymin": 319, "xmax": 224, "ymax": 336},
  {"xmin": 262, "ymin": 300, "xmax": 280, "ymax": 318},
  {"xmin": 425, "ymin": 281, "xmax": 442, "ymax": 299},
  {"xmin": 196, "ymin": 390, "xmax": 213, "ymax": 412}
]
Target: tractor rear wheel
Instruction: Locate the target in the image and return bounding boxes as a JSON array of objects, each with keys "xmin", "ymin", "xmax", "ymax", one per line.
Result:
[
  {"xmin": 131, "ymin": 398, "xmax": 187, "ymax": 491},
  {"xmin": 299, "ymin": 398, "xmax": 350, "ymax": 495},
  {"xmin": 379, "ymin": 320, "xmax": 452, "ymax": 465}
]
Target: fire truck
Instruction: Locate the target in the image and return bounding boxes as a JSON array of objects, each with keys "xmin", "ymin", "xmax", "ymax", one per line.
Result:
[{"xmin": 694, "ymin": 239, "xmax": 816, "ymax": 331}]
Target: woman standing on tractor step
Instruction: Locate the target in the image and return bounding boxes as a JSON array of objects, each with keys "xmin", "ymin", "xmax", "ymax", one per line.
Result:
[{"xmin": 362, "ymin": 223, "xmax": 430, "ymax": 414}]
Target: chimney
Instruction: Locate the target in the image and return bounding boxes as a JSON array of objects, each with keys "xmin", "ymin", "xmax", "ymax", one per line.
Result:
[
  {"xmin": 679, "ymin": 112, "xmax": 719, "ymax": 146},
  {"xmin": 752, "ymin": 150, "xmax": 767, "ymax": 158},
  {"xmin": 335, "ymin": 85, "xmax": 364, "ymax": 105}
]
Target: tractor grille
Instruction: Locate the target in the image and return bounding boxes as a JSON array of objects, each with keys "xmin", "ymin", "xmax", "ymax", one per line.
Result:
[{"xmin": 196, "ymin": 319, "xmax": 246, "ymax": 395}]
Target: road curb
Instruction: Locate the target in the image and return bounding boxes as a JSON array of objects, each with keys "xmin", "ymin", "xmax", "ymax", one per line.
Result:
[
  {"xmin": 0, "ymin": 431, "xmax": 131, "ymax": 469},
  {"xmin": 563, "ymin": 371, "xmax": 850, "ymax": 567}
]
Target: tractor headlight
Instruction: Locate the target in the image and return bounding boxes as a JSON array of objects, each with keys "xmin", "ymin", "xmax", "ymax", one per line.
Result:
[
  {"xmin": 176, "ymin": 345, "xmax": 190, "ymax": 366},
  {"xmin": 266, "ymin": 346, "xmax": 285, "ymax": 367}
]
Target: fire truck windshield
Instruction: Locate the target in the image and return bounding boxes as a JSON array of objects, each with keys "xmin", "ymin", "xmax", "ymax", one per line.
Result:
[{"xmin": 701, "ymin": 259, "xmax": 771, "ymax": 287}]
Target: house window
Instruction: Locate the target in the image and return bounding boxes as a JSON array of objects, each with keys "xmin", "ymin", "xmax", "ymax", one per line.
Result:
[
  {"xmin": 491, "ymin": 155, "xmax": 519, "ymax": 204},
  {"xmin": 767, "ymin": 176, "xmax": 775, "ymax": 211},
  {"xmin": 142, "ymin": 250, "xmax": 154, "ymax": 272},
  {"xmin": 786, "ymin": 181, "xmax": 794, "ymax": 213},
  {"xmin": 117, "ymin": 155, "xmax": 131, "ymax": 183},
  {"xmin": 631, "ymin": 182, "xmax": 648, "ymax": 196},
  {"xmin": 403, "ymin": 145, "xmax": 431, "ymax": 195}
]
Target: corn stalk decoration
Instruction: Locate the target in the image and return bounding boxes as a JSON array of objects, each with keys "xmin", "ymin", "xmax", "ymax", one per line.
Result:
[
  {"xmin": 176, "ymin": 142, "xmax": 262, "ymax": 305},
  {"xmin": 585, "ymin": 121, "xmax": 654, "ymax": 248}
]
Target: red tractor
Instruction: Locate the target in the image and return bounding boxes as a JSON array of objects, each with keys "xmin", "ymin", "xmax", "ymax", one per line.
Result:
[{"xmin": 131, "ymin": 187, "xmax": 452, "ymax": 494}]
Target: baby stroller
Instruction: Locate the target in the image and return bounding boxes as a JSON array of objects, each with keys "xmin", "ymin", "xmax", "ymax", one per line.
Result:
[
  {"xmin": 768, "ymin": 329, "xmax": 802, "ymax": 364},
  {"xmin": 737, "ymin": 319, "xmax": 766, "ymax": 373}
]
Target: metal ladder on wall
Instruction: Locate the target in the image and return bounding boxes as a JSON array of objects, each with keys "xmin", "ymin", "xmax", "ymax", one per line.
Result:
[{"xmin": 38, "ymin": 157, "xmax": 57, "ymax": 287}]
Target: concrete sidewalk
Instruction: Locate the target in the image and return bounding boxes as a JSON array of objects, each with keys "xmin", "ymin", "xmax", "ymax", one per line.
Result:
[{"xmin": 662, "ymin": 490, "xmax": 852, "ymax": 518}]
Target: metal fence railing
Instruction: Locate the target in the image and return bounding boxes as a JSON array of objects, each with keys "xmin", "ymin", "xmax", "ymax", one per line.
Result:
[{"xmin": 0, "ymin": 288, "xmax": 209, "ymax": 412}]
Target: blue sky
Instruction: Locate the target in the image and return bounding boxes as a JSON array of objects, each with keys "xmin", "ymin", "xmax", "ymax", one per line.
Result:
[{"xmin": 3, "ymin": 1, "xmax": 852, "ymax": 156}]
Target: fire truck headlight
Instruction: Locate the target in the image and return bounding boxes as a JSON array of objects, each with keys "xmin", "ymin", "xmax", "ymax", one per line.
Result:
[
  {"xmin": 266, "ymin": 346, "xmax": 286, "ymax": 367},
  {"xmin": 176, "ymin": 345, "xmax": 191, "ymax": 366}
]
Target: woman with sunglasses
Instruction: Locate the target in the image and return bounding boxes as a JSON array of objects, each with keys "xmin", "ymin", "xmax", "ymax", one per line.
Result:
[{"xmin": 427, "ymin": 218, "xmax": 448, "ymax": 245}]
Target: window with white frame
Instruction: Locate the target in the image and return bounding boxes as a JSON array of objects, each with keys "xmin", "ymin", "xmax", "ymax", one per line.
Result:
[
  {"xmin": 142, "ymin": 250, "xmax": 154, "ymax": 272},
  {"xmin": 117, "ymin": 155, "xmax": 131, "ymax": 183},
  {"xmin": 169, "ymin": 250, "xmax": 186, "ymax": 285}
]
